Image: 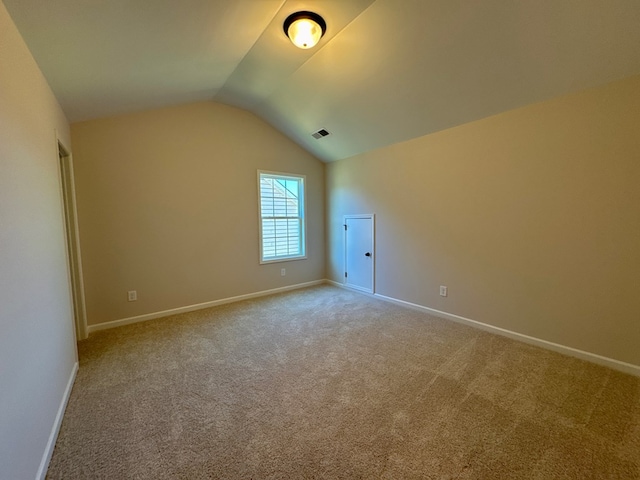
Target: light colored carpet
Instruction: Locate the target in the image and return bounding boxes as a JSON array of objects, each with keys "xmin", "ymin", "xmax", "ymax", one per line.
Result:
[{"xmin": 47, "ymin": 285, "xmax": 640, "ymax": 479}]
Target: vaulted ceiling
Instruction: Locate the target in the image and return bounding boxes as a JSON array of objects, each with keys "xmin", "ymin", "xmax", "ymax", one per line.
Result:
[{"xmin": 5, "ymin": 0, "xmax": 640, "ymax": 162}]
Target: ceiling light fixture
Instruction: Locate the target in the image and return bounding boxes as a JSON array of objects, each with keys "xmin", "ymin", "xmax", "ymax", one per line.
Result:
[{"xmin": 283, "ymin": 11, "xmax": 326, "ymax": 49}]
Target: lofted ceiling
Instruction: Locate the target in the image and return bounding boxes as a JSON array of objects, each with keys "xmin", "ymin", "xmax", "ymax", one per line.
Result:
[{"xmin": 4, "ymin": 0, "xmax": 640, "ymax": 162}]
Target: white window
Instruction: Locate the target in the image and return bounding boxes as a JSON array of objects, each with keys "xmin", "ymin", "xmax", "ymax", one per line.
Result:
[{"xmin": 258, "ymin": 171, "xmax": 306, "ymax": 263}]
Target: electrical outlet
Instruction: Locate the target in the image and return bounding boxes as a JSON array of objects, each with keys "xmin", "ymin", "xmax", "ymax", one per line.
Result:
[
  {"xmin": 439, "ymin": 286, "xmax": 448, "ymax": 297},
  {"xmin": 281, "ymin": 268, "xmax": 286, "ymax": 276},
  {"xmin": 128, "ymin": 290, "xmax": 137, "ymax": 302}
]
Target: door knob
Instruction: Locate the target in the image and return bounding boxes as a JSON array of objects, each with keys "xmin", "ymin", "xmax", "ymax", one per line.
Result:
[{"xmin": 365, "ymin": 252, "xmax": 371, "ymax": 257}]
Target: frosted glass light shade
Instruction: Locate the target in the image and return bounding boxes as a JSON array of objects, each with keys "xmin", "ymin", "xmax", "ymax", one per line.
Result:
[
  {"xmin": 284, "ymin": 12, "xmax": 326, "ymax": 49},
  {"xmin": 288, "ymin": 18, "xmax": 322, "ymax": 49}
]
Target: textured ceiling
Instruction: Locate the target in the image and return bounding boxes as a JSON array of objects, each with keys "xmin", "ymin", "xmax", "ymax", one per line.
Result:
[{"xmin": 4, "ymin": 0, "xmax": 640, "ymax": 162}]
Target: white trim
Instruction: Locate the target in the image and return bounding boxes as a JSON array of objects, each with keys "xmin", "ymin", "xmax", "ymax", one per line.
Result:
[
  {"xmin": 374, "ymin": 293, "xmax": 640, "ymax": 377},
  {"xmin": 87, "ymin": 280, "xmax": 325, "ymax": 334},
  {"xmin": 325, "ymin": 280, "xmax": 640, "ymax": 377},
  {"xmin": 36, "ymin": 361, "xmax": 78, "ymax": 480},
  {"xmin": 65, "ymin": 150, "xmax": 89, "ymax": 341},
  {"xmin": 56, "ymin": 133, "xmax": 88, "ymax": 341}
]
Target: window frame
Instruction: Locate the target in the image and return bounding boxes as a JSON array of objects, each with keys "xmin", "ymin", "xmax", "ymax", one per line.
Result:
[{"xmin": 257, "ymin": 170, "xmax": 307, "ymax": 264}]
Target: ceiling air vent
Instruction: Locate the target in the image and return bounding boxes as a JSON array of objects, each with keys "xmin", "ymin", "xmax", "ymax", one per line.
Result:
[{"xmin": 312, "ymin": 128, "xmax": 331, "ymax": 139}]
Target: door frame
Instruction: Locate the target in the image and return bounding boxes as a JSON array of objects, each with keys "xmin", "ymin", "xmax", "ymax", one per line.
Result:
[
  {"xmin": 343, "ymin": 214, "xmax": 375, "ymax": 294},
  {"xmin": 57, "ymin": 136, "xmax": 88, "ymax": 340}
]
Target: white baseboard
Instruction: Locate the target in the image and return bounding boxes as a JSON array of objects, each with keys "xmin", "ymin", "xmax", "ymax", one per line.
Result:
[
  {"xmin": 37, "ymin": 361, "xmax": 78, "ymax": 480},
  {"xmin": 88, "ymin": 278, "xmax": 640, "ymax": 377},
  {"xmin": 87, "ymin": 280, "xmax": 325, "ymax": 334},
  {"xmin": 325, "ymin": 280, "xmax": 640, "ymax": 377},
  {"xmin": 373, "ymin": 292, "xmax": 640, "ymax": 377}
]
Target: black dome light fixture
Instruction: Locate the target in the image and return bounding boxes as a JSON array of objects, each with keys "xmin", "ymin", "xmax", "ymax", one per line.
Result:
[{"xmin": 283, "ymin": 11, "xmax": 326, "ymax": 49}]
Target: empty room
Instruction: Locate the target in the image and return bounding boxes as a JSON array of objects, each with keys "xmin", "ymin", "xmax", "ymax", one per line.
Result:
[{"xmin": 1, "ymin": 1, "xmax": 639, "ymax": 478}]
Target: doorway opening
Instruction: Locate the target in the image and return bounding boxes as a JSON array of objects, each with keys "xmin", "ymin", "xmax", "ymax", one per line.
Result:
[{"xmin": 58, "ymin": 141, "xmax": 88, "ymax": 340}]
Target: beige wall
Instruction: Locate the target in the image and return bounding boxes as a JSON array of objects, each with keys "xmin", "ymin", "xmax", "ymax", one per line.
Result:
[
  {"xmin": 0, "ymin": 1, "xmax": 77, "ymax": 478},
  {"xmin": 71, "ymin": 102, "xmax": 325, "ymax": 326},
  {"xmin": 327, "ymin": 75, "xmax": 640, "ymax": 367}
]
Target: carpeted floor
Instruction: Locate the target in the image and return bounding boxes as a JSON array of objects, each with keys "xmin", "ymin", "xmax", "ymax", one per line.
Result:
[{"xmin": 47, "ymin": 285, "xmax": 640, "ymax": 479}]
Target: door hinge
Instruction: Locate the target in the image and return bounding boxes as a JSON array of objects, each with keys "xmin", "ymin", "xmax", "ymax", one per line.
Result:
[
  {"xmin": 344, "ymin": 224, "xmax": 347, "ymax": 231},
  {"xmin": 344, "ymin": 272, "xmax": 348, "ymax": 278}
]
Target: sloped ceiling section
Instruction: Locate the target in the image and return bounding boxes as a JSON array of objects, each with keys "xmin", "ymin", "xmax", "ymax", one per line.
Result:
[
  {"xmin": 3, "ymin": 0, "xmax": 286, "ymax": 121},
  {"xmin": 5, "ymin": 0, "xmax": 640, "ymax": 162}
]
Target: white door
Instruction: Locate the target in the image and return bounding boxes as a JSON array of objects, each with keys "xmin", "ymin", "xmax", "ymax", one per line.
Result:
[{"xmin": 344, "ymin": 215, "xmax": 374, "ymax": 293}]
